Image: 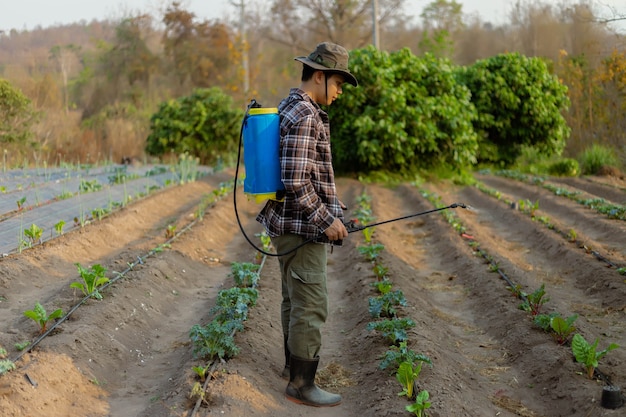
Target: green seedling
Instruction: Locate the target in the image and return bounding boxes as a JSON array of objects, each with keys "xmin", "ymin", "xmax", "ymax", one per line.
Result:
[
  {"xmin": 362, "ymin": 226, "xmax": 375, "ymax": 244},
  {"xmin": 571, "ymin": 333, "xmax": 619, "ymax": 379},
  {"xmin": 0, "ymin": 346, "xmax": 6, "ymax": 358},
  {"xmin": 617, "ymin": 267, "xmax": 625, "ymax": 276},
  {"xmin": 189, "ymin": 320, "xmax": 243, "ymax": 360},
  {"xmin": 23, "ymin": 302, "xmax": 64, "ymax": 334},
  {"xmin": 255, "ymin": 231, "xmax": 272, "ymax": 252},
  {"xmin": 369, "ymin": 290, "xmax": 407, "ymax": 318},
  {"xmin": 209, "ymin": 287, "xmax": 259, "ymax": 323},
  {"xmin": 406, "ymin": 390, "xmax": 431, "ymax": 417},
  {"xmin": 71, "ymin": 263, "xmax": 110, "ymax": 299},
  {"xmin": 16, "ymin": 196, "xmax": 26, "ymax": 210},
  {"xmin": 519, "ymin": 284, "xmax": 549, "ymax": 316},
  {"xmin": 192, "ymin": 364, "xmax": 210, "ymax": 382},
  {"xmin": 165, "ymin": 224, "xmax": 177, "ymax": 239},
  {"xmin": 550, "ymin": 315, "xmax": 578, "ymax": 345},
  {"xmin": 358, "ymin": 243, "xmax": 385, "ymax": 262},
  {"xmin": 567, "ymin": 229, "xmax": 577, "ymax": 242},
  {"xmin": 79, "ymin": 179, "xmax": 102, "ymax": 193},
  {"xmin": 397, "ymin": 361, "xmax": 422, "ymax": 400},
  {"xmin": 379, "ymin": 341, "xmax": 432, "ymax": 372},
  {"xmin": 24, "ymin": 224, "xmax": 43, "ymax": 246},
  {"xmin": 0, "ymin": 360, "xmax": 16, "ymax": 375},
  {"xmin": 14, "ymin": 341, "xmax": 30, "ymax": 351},
  {"xmin": 54, "ymin": 220, "xmax": 66, "ymax": 236},
  {"xmin": 370, "ymin": 278, "xmax": 393, "ymax": 295},
  {"xmin": 229, "ymin": 262, "xmax": 260, "ymax": 288},
  {"xmin": 91, "ymin": 207, "xmax": 109, "ymax": 221},
  {"xmin": 367, "ymin": 318, "xmax": 415, "ymax": 345},
  {"xmin": 372, "ymin": 263, "xmax": 389, "ymax": 281}
]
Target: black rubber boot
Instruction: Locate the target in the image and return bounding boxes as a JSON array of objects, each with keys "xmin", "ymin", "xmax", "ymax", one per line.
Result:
[
  {"xmin": 285, "ymin": 355, "xmax": 341, "ymax": 407},
  {"xmin": 281, "ymin": 335, "xmax": 290, "ymax": 379}
]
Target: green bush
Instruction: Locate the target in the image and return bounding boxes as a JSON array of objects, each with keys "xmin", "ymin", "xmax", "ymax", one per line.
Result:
[
  {"xmin": 329, "ymin": 47, "xmax": 479, "ymax": 176},
  {"xmin": 458, "ymin": 52, "xmax": 570, "ymax": 166},
  {"xmin": 547, "ymin": 158, "xmax": 580, "ymax": 177},
  {"xmin": 578, "ymin": 144, "xmax": 619, "ymax": 175},
  {"xmin": 146, "ymin": 87, "xmax": 243, "ymax": 165},
  {"xmin": 0, "ymin": 79, "xmax": 38, "ymax": 145}
]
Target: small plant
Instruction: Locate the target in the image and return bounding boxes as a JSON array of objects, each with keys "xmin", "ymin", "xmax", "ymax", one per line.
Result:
[
  {"xmin": 14, "ymin": 341, "xmax": 30, "ymax": 351},
  {"xmin": 24, "ymin": 223, "xmax": 43, "ymax": 246},
  {"xmin": 370, "ymin": 278, "xmax": 393, "ymax": 295},
  {"xmin": 23, "ymin": 302, "xmax": 64, "ymax": 334},
  {"xmin": 91, "ymin": 207, "xmax": 109, "ymax": 221},
  {"xmin": 0, "ymin": 345, "xmax": 6, "ymax": 358},
  {"xmin": 190, "ymin": 381, "xmax": 207, "ymax": 405},
  {"xmin": 358, "ymin": 243, "xmax": 385, "ymax": 262},
  {"xmin": 519, "ymin": 284, "xmax": 549, "ymax": 316},
  {"xmin": 379, "ymin": 341, "xmax": 432, "ymax": 371},
  {"xmin": 165, "ymin": 224, "xmax": 177, "ymax": 239},
  {"xmin": 229, "ymin": 262, "xmax": 260, "ymax": 288},
  {"xmin": 571, "ymin": 333, "xmax": 619, "ymax": 379},
  {"xmin": 397, "ymin": 361, "xmax": 422, "ymax": 400},
  {"xmin": 0, "ymin": 359, "xmax": 16, "ymax": 375},
  {"xmin": 79, "ymin": 179, "xmax": 102, "ymax": 193},
  {"xmin": 189, "ymin": 320, "xmax": 243, "ymax": 360},
  {"xmin": 54, "ymin": 220, "xmax": 66, "ymax": 236},
  {"xmin": 192, "ymin": 363, "xmax": 210, "ymax": 382},
  {"xmin": 210, "ymin": 287, "xmax": 259, "ymax": 322},
  {"xmin": 16, "ymin": 196, "xmax": 26, "ymax": 210},
  {"xmin": 362, "ymin": 226, "xmax": 375, "ymax": 244},
  {"xmin": 372, "ymin": 263, "xmax": 389, "ymax": 281},
  {"xmin": 71, "ymin": 263, "xmax": 110, "ymax": 299},
  {"xmin": 368, "ymin": 290, "xmax": 407, "ymax": 318},
  {"xmin": 567, "ymin": 228, "xmax": 577, "ymax": 242},
  {"xmin": 406, "ymin": 390, "xmax": 431, "ymax": 417},
  {"xmin": 550, "ymin": 314, "xmax": 578, "ymax": 345},
  {"xmin": 367, "ymin": 318, "xmax": 416, "ymax": 345}
]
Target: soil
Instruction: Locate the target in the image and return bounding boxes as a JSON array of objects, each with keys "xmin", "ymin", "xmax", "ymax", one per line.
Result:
[{"xmin": 1, "ymin": 169, "xmax": 625, "ymax": 417}]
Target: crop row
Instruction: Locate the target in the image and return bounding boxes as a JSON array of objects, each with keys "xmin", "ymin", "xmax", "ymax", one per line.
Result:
[
  {"xmin": 0, "ymin": 179, "xmax": 233, "ymax": 379},
  {"xmin": 417, "ymin": 184, "xmax": 620, "ymax": 401}
]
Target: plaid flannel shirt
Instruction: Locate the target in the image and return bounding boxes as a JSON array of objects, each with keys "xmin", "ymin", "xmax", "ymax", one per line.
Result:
[{"xmin": 256, "ymin": 88, "xmax": 343, "ymax": 239}]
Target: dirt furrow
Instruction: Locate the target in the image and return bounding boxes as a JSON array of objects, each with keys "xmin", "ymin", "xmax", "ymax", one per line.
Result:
[{"xmin": 476, "ymin": 173, "xmax": 626, "ymax": 263}]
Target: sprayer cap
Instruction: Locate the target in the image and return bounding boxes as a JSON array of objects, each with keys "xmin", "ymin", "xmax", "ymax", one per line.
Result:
[{"xmin": 249, "ymin": 107, "xmax": 278, "ymax": 115}]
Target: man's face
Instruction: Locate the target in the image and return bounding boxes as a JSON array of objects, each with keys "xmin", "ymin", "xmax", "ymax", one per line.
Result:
[{"xmin": 324, "ymin": 73, "xmax": 346, "ymax": 105}]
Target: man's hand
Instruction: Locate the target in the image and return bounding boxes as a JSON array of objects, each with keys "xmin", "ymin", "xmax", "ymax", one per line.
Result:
[{"xmin": 324, "ymin": 218, "xmax": 348, "ymax": 241}]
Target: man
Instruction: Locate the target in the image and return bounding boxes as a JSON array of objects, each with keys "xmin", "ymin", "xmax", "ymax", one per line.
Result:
[{"xmin": 256, "ymin": 41, "xmax": 358, "ymax": 407}]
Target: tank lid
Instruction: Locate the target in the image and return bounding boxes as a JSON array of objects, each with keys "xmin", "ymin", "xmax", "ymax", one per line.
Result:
[{"xmin": 249, "ymin": 107, "xmax": 278, "ymax": 115}]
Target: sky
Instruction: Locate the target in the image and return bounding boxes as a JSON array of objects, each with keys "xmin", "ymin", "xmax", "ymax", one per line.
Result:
[{"xmin": 0, "ymin": 0, "xmax": 624, "ymax": 32}]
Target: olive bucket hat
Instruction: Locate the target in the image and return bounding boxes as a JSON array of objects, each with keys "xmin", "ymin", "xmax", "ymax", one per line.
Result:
[{"xmin": 295, "ymin": 42, "xmax": 358, "ymax": 87}]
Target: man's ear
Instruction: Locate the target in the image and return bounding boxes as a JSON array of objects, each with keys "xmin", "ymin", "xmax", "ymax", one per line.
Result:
[{"xmin": 313, "ymin": 70, "xmax": 325, "ymax": 84}]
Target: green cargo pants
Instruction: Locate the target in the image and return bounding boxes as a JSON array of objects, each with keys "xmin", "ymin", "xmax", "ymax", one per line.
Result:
[{"xmin": 272, "ymin": 234, "xmax": 328, "ymax": 359}]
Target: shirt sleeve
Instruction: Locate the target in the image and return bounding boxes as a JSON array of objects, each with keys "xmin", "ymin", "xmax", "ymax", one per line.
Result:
[{"xmin": 281, "ymin": 115, "xmax": 335, "ymax": 232}]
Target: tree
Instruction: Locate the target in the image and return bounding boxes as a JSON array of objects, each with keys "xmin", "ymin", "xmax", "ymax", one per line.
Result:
[
  {"xmin": 145, "ymin": 87, "xmax": 243, "ymax": 164},
  {"xmin": 49, "ymin": 44, "xmax": 81, "ymax": 114},
  {"xmin": 328, "ymin": 46, "xmax": 478, "ymax": 175},
  {"xmin": 0, "ymin": 79, "xmax": 38, "ymax": 145},
  {"xmin": 419, "ymin": 0, "xmax": 464, "ymax": 59},
  {"xmin": 459, "ymin": 52, "xmax": 571, "ymax": 165}
]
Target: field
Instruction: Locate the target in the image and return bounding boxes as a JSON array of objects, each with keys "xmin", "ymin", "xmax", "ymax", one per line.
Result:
[{"xmin": 1, "ymin": 166, "xmax": 625, "ymax": 417}]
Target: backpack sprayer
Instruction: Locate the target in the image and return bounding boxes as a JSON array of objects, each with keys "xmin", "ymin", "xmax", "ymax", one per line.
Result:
[{"xmin": 233, "ymin": 99, "xmax": 468, "ymax": 257}]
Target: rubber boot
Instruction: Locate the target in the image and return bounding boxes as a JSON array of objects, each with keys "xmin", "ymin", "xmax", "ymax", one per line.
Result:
[
  {"xmin": 285, "ymin": 355, "xmax": 341, "ymax": 407},
  {"xmin": 281, "ymin": 335, "xmax": 290, "ymax": 379}
]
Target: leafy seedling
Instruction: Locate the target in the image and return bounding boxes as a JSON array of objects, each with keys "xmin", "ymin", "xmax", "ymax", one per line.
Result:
[
  {"xmin": 372, "ymin": 263, "xmax": 389, "ymax": 281},
  {"xmin": 358, "ymin": 243, "xmax": 385, "ymax": 262},
  {"xmin": 0, "ymin": 360, "xmax": 16, "ymax": 375},
  {"xmin": 165, "ymin": 224, "xmax": 177, "ymax": 239},
  {"xmin": 192, "ymin": 364, "xmax": 210, "ymax": 382},
  {"xmin": 23, "ymin": 302, "xmax": 63, "ymax": 334},
  {"xmin": 519, "ymin": 284, "xmax": 549, "ymax": 316},
  {"xmin": 14, "ymin": 341, "xmax": 30, "ymax": 351},
  {"xmin": 397, "ymin": 361, "xmax": 422, "ymax": 400},
  {"xmin": 406, "ymin": 390, "xmax": 431, "ymax": 417},
  {"xmin": 54, "ymin": 220, "xmax": 66, "ymax": 236},
  {"xmin": 189, "ymin": 320, "xmax": 243, "ymax": 360},
  {"xmin": 71, "ymin": 263, "xmax": 110, "ymax": 299},
  {"xmin": 16, "ymin": 196, "xmax": 26, "ymax": 210},
  {"xmin": 379, "ymin": 341, "xmax": 432, "ymax": 372},
  {"xmin": 370, "ymin": 278, "xmax": 393, "ymax": 295},
  {"xmin": 367, "ymin": 318, "xmax": 415, "ymax": 345},
  {"xmin": 229, "ymin": 262, "xmax": 260, "ymax": 288},
  {"xmin": 550, "ymin": 314, "xmax": 578, "ymax": 345},
  {"xmin": 571, "ymin": 333, "xmax": 619, "ymax": 379},
  {"xmin": 24, "ymin": 223, "xmax": 43, "ymax": 246},
  {"xmin": 368, "ymin": 290, "xmax": 407, "ymax": 318}
]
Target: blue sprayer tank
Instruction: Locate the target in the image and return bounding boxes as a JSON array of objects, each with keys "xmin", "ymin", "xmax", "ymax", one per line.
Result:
[{"xmin": 242, "ymin": 107, "xmax": 285, "ymax": 203}]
